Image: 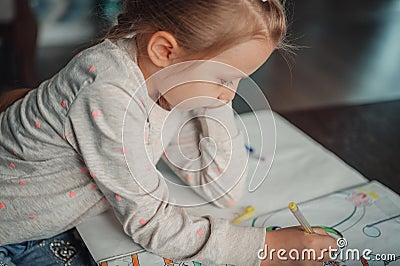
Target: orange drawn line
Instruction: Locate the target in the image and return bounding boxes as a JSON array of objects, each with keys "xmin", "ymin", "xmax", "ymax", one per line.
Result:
[
  {"xmin": 132, "ymin": 253, "xmax": 140, "ymax": 266},
  {"xmin": 163, "ymin": 257, "xmax": 173, "ymax": 265}
]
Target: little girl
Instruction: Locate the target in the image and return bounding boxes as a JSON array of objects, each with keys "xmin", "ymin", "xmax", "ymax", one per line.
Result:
[{"xmin": 0, "ymin": 0, "xmax": 337, "ymax": 265}]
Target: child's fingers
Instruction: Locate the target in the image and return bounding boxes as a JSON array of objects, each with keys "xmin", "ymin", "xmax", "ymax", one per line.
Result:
[
  {"xmin": 312, "ymin": 227, "xmax": 340, "ymax": 249},
  {"xmin": 298, "ymin": 229, "xmax": 339, "ymax": 262},
  {"xmin": 320, "ymin": 234, "xmax": 338, "ymax": 249},
  {"xmin": 317, "ymin": 235, "xmax": 339, "ymax": 262},
  {"xmin": 312, "ymin": 227, "xmax": 329, "ymax": 235}
]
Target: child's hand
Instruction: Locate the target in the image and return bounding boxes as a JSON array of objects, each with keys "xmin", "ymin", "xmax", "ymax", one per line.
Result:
[{"xmin": 259, "ymin": 226, "xmax": 338, "ymax": 266}]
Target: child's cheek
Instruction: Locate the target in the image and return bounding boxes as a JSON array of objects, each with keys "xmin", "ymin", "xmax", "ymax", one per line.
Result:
[{"xmin": 163, "ymin": 82, "xmax": 221, "ymax": 110}]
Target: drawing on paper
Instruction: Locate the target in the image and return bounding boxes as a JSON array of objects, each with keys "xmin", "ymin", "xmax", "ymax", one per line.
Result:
[
  {"xmin": 250, "ymin": 184, "xmax": 400, "ymax": 266},
  {"xmin": 100, "ymin": 252, "xmax": 233, "ymax": 266}
]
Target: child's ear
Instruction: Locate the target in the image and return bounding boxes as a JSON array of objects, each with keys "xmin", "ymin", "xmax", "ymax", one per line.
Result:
[{"xmin": 146, "ymin": 31, "xmax": 182, "ymax": 68}]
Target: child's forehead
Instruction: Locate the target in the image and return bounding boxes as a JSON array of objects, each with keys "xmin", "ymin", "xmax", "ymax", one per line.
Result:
[
  {"xmin": 176, "ymin": 59, "xmax": 255, "ymax": 81},
  {"xmin": 207, "ymin": 39, "xmax": 274, "ymax": 76}
]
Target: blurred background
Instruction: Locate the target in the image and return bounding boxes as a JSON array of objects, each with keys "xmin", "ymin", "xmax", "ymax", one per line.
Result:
[
  {"xmin": 0, "ymin": 0, "xmax": 118, "ymax": 91},
  {"xmin": 0, "ymin": 0, "xmax": 399, "ymax": 113}
]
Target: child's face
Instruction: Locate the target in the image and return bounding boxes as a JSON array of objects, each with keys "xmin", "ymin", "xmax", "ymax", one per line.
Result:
[{"xmin": 145, "ymin": 37, "xmax": 275, "ymax": 110}]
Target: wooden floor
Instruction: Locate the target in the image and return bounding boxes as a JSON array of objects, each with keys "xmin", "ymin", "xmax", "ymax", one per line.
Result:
[{"xmin": 280, "ymin": 100, "xmax": 400, "ymax": 194}]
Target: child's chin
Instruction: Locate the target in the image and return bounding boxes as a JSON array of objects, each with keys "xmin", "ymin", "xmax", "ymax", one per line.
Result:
[{"xmin": 173, "ymin": 105, "xmax": 196, "ymax": 111}]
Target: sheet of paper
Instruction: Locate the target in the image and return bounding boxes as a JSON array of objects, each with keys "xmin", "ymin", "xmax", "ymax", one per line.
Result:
[
  {"xmin": 77, "ymin": 209, "xmax": 144, "ymax": 263},
  {"xmin": 249, "ymin": 181, "xmax": 400, "ymax": 265},
  {"xmin": 77, "ymin": 110, "xmax": 369, "ymax": 264},
  {"xmin": 168, "ymin": 111, "xmax": 368, "ymax": 220},
  {"xmin": 102, "ymin": 252, "xmax": 232, "ymax": 266},
  {"xmin": 102, "ymin": 181, "xmax": 400, "ymax": 266}
]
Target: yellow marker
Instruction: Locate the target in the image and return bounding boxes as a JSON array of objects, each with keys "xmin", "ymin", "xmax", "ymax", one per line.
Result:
[
  {"xmin": 288, "ymin": 202, "xmax": 314, "ymax": 234},
  {"xmin": 367, "ymin": 192, "xmax": 379, "ymax": 200},
  {"xmin": 232, "ymin": 205, "xmax": 255, "ymax": 224}
]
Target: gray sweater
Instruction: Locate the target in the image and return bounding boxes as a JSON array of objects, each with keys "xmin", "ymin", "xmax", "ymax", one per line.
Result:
[{"xmin": 0, "ymin": 38, "xmax": 266, "ymax": 265}]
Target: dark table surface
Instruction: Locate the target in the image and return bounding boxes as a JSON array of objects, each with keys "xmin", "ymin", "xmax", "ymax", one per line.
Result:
[{"xmin": 279, "ymin": 100, "xmax": 400, "ymax": 195}]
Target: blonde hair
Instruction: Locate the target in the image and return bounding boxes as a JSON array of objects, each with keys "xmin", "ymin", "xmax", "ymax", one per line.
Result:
[{"xmin": 105, "ymin": 0, "xmax": 288, "ymax": 59}]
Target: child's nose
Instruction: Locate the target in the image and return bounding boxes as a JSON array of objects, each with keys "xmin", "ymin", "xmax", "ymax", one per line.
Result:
[
  {"xmin": 218, "ymin": 84, "xmax": 237, "ymax": 102},
  {"xmin": 217, "ymin": 90, "xmax": 236, "ymax": 103}
]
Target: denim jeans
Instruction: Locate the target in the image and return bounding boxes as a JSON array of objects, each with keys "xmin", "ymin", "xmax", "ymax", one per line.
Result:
[{"xmin": 0, "ymin": 228, "xmax": 97, "ymax": 266}]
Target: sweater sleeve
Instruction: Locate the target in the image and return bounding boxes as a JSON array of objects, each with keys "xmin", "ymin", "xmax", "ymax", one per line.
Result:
[
  {"xmin": 161, "ymin": 101, "xmax": 249, "ymax": 208},
  {"xmin": 64, "ymin": 83, "xmax": 266, "ymax": 266}
]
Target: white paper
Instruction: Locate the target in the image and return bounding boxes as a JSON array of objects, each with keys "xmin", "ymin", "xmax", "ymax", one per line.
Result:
[
  {"xmin": 77, "ymin": 110, "xmax": 369, "ymax": 264},
  {"xmin": 249, "ymin": 181, "xmax": 400, "ymax": 265}
]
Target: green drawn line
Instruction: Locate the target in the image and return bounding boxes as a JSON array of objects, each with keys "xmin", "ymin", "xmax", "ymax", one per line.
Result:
[{"xmin": 330, "ymin": 206, "xmax": 357, "ymax": 228}]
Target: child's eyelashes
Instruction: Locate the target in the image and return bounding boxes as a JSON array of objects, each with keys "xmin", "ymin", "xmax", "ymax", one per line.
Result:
[{"xmin": 219, "ymin": 79, "xmax": 234, "ymax": 87}]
